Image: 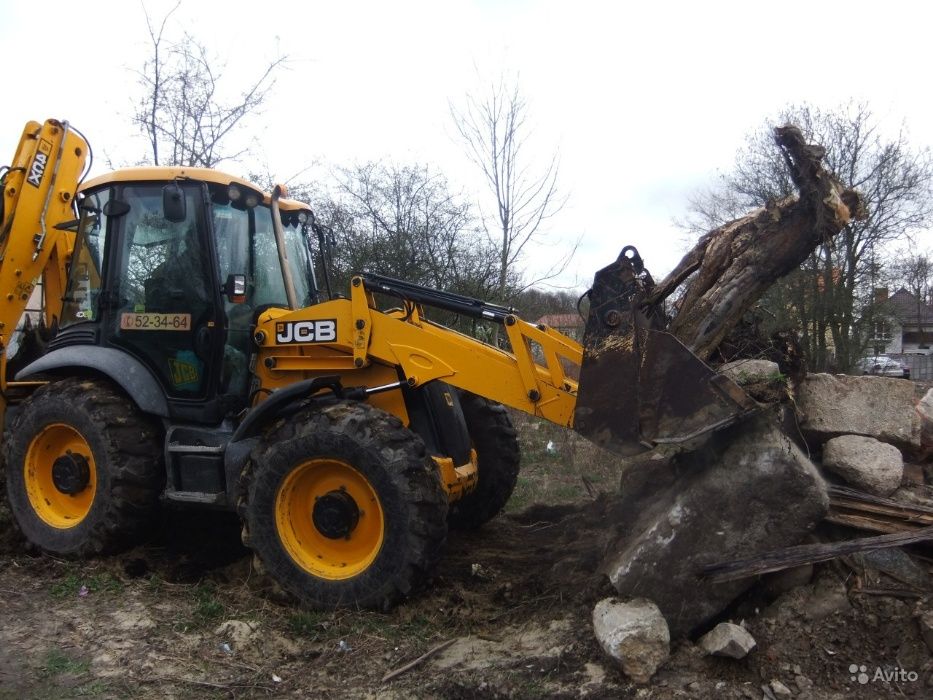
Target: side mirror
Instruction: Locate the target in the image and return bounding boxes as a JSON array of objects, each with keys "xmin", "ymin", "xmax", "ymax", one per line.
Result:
[
  {"xmin": 224, "ymin": 273, "xmax": 247, "ymax": 304},
  {"xmin": 163, "ymin": 182, "xmax": 187, "ymax": 223},
  {"xmin": 101, "ymin": 199, "xmax": 130, "ymax": 217}
]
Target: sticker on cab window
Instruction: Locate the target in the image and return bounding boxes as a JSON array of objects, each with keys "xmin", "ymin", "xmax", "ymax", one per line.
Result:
[{"xmin": 120, "ymin": 312, "xmax": 191, "ymax": 331}]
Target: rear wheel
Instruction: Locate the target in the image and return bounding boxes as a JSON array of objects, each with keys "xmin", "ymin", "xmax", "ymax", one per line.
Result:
[
  {"xmin": 448, "ymin": 392, "xmax": 521, "ymax": 530},
  {"xmin": 3, "ymin": 377, "xmax": 163, "ymax": 555},
  {"xmin": 241, "ymin": 400, "xmax": 447, "ymax": 610}
]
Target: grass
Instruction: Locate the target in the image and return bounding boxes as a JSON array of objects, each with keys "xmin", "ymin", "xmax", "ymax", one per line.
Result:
[
  {"xmin": 192, "ymin": 582, "xmax": 226, "ymax": 623},
  {"xmin": 40, "ymin": 648, "xmax": 90, "ymax": 677},
  {"xmin": 287, "ymin": 608, "xmax": 437, "ymax": 649},
  {"xmin": 287, "ymin": 610, "xmax": 328, "ymax": 638},
  {"xmin": 49, "ymin": 570, "xmax": 124, "ymax": 599},
  {"xmin": 34, "ymin": 649, "xmax": 112, "ymax": 699},
  {"xmin": 506, "ymin": 411, "xmax": 622, "ymax": 513}
]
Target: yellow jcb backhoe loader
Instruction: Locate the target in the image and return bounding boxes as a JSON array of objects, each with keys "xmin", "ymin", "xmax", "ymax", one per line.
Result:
[{"xmin": 0, "ymin": 119, "xmax": 757, "ymax": 609}]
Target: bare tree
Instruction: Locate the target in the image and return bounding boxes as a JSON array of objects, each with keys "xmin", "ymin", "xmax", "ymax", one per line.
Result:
[
  {"xmin": 682, "ymin": 102, "xmax": 933, "ymax": 370},
  {"xmin": 450, "ymin": 78, "xmax": 570, "ymax": 306},
  {"xmin": 134, "ymin": 2, "xmax": 286, "ymax": 168},
  {"xmin": 310, "ymin": 163, "xmax": 501, "ymax": 331}
]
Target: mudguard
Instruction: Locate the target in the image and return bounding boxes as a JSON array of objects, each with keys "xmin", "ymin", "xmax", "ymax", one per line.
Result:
[{"xmin": 16, "ymin": 346, "xmax": 169, "ymax": 417}]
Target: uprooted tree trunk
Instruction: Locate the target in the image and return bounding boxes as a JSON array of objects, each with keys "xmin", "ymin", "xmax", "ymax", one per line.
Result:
[
  {"xmin": 648, "ymin": 126, "xmax": 866, "ymax": 361},
  {"xmin": 574, "ymin": 127, "xmax": 865, "ymax": 458},
  {"xmin": 594, "ymin": 127, "xmax": 869, "ymax": 644}
]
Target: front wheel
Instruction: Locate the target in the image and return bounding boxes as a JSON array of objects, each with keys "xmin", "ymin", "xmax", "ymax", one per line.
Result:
[
  {"xmin": 3, "ymin": 378, "xmax": 163, "ymax": 556},
  {"xmin": 241, "ymin": 400, "xmax": 448, "ymax": 610}
]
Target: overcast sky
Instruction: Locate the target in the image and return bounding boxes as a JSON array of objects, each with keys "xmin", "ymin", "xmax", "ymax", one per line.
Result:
[{"xmin": 2, "ymin": 0, "xmax": 931, "ymax": 290}]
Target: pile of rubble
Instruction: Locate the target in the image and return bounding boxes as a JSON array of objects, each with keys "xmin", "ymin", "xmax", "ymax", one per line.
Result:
[{"xmin": 591, "ymin": 365, "xmax": 933, "ymax": 685}]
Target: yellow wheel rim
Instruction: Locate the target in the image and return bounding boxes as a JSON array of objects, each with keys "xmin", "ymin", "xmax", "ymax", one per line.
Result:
[
  {"xmin": 275, "ymin": 458, "xmax": 385, "ymax": 580},
  {"xmin": 24, "ymin": 423, "xmax": 97, "ymax": 529}
]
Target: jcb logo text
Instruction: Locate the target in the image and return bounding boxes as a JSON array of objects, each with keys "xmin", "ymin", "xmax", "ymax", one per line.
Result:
[{"xmin": 275, "ymin": 319, "xmax": 337, "ymax": 344}]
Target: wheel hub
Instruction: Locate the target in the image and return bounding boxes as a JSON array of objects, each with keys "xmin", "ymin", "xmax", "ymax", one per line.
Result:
[
  {"xmin": 51, "ymin": 452, "xmax": 91, "ymax": 495},
  {"xmin": 312, "ymin": 489, "xmax": 361, "ymax": 539}
]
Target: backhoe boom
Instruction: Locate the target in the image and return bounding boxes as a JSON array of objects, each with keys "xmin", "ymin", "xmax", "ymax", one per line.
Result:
[{"xmin": 0, "ymin": 120, "xmax": 89, "ymax": 403}]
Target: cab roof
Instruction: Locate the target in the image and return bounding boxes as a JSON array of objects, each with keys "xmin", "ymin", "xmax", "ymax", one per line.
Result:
[{"xmin": 79, "ymin": 166, "xmax": 312, "ymax": 212}]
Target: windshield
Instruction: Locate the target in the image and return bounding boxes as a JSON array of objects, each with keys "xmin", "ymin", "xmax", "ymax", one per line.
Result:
[
  {"xmin": 211, "ymin": 188, "xmax": 316, "ymax": 308},
  {"xmin": 279, "ymin": 210, "xmax": 316, "ymax": 307}
]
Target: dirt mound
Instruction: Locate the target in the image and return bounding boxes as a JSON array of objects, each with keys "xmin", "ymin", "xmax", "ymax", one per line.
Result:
[{"xmin": 2, "ymin": 495, "xmax": 930, "ymax": 698}]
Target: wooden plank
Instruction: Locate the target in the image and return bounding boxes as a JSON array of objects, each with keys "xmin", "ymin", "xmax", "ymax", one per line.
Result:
[
  {"xmin": 829, "ymin": 499, "xmax": 933, "ymax": 525},
  {"xmin": 827, "ymin": 484, "xmax": 933, "ymax": 535},
  {"xmin": 701, "ymin": 526, "xmax": 933, "ymax": 583},
  {"xmin": 828, "ymin": 485, "xmax": 933, "ymax": 515},
  {"xmin": 825, "ymin": 512, "xmax": 923, "ymax": 535}
]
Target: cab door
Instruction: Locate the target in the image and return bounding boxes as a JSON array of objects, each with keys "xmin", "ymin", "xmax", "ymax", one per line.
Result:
[{"xmin": 104, "ymin": 183, "xmax": 223, "ymax": 408}]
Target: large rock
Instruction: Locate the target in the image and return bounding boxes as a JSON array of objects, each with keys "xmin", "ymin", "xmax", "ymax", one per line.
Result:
[
  {"xmin": 697, "ymin": 622, "xmax": 757, "ymax": 658},
  {"xmin": 822, "ymin": 435, "xmax": 904, "ymax": 496},
  {"xmin": 592, "ymin": 597, "xmax": 669, "ymax": 683},
  {"xmin": 796, "ymin": 373, "xmax": 920, "ymax": 450},
  {"xmin": 718, "ymin": 359, "xmax": 780, "ymax": 385},
  {"xmin": 603, "ymin": 413, "xmax": 828, "ymax": 638}
]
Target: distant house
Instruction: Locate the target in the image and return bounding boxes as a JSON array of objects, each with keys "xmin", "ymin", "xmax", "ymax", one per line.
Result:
[
  {"xmin": 870, "ymin": 288, "xmax": 933, "ymax": 356},
  {"xmin": 535, "ymin": 313, "xmax": 584, "ymax": 341}
]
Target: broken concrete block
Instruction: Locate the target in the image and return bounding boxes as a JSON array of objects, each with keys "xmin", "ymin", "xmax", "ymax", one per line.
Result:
[
  {"xmin": 822, "ymin": 435, "xmax": 904, "ymax": 496},
  {"xmin": 796, "ymin": 374, "xmax": 920, "ymax": 450},
  {"xmin": 697, "ymin": 622, "xmax": 757, "ymax": 659},
  {"xmin": 592, "ymin": 597, "xmax": 669, "ymax": 683},
  {"xmin": 769, "ymin": 679, "xmax": 793, "ymax": 697},
  {"xmin": 920, "ymin": 388, "xmax": 933, "ymax": 453},
  {"xmin": 602, "ymin": 413, "xmax": 827, "ymax": 638},
  {"xmin": 718, "ymin": 359, "xmax": 780, "ymax": 385}
]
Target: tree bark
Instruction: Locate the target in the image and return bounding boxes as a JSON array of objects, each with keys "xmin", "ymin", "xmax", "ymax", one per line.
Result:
[{"xmin": 650, "ymin": 126, "xmax": 866, "ymax": 361}]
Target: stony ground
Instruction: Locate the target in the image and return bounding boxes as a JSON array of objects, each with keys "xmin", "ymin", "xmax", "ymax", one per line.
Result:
[{"xmin": 1, "ymin": 416, "xmax": 931, "ymax": 699}]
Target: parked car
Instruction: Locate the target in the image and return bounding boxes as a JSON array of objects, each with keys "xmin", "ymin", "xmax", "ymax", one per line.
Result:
[{"xmin": 855, "ymin": 356, "xmax": 910, "ymax": 379}]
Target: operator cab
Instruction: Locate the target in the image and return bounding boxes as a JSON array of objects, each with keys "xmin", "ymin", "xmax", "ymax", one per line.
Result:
[{"xmin": 58, "ymin": 168, "xmax": 318, "ymax": 423}]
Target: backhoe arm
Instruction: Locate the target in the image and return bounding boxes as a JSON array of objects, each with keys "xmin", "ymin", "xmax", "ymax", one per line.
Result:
[{"xmin": 0, "ymin": 120, "xmax": 90, "ymax": 393}]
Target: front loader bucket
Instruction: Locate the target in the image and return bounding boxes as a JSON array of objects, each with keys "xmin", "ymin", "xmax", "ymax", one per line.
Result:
[{"xmin": 573, "ymin": 247, "xmax": 758, "ymax": 456}]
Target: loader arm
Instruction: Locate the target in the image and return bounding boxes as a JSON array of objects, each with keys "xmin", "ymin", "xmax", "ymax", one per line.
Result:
[
  {"xmin": 254, "ymin": 276, "xmax": 582, "ymax": 426},
  {"xmin": 253, "ymin": 258, "xmax": 757, "ymax": 454}
]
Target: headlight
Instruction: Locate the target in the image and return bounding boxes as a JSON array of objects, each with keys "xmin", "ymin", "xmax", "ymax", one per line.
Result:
[
  {"xmin": 227, "ymin": 185, "xmax": 242, "ymax": 202},
  {"xmin": 297, "ymin": 211, "xmax": 309, "ymax": 224},
  {"xmin": 244, "ymin": 192, "xmax": 260, "ymax": 208}
]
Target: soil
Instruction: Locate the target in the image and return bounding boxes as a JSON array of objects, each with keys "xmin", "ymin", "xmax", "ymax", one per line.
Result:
[{"xmin": 1, "ymin": 489, "xmax": 932, "ymax": 699}]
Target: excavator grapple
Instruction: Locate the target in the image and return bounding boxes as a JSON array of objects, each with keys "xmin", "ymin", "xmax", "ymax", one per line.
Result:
[{"xmin": 574, "ymin": 247, "xmax": 758, "ymax": 456}]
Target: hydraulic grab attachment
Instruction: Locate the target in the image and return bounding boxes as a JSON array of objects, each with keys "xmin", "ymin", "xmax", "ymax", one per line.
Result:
[{"xmin": 573, "ymin": 246, "xmax": 758, "ymax": 456}]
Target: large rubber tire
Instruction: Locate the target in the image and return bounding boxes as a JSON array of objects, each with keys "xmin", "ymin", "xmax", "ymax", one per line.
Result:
[
  {"xmin": 447, "ymin": 392, "xmax": 521, "ymax": 530},
  {"xmin": 240, "ymin": 400, "xmax": 448, "ymax": 610},
  {"xmin": 3, "ymin": 377, "xmax": 163, "ymax": 556}
]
